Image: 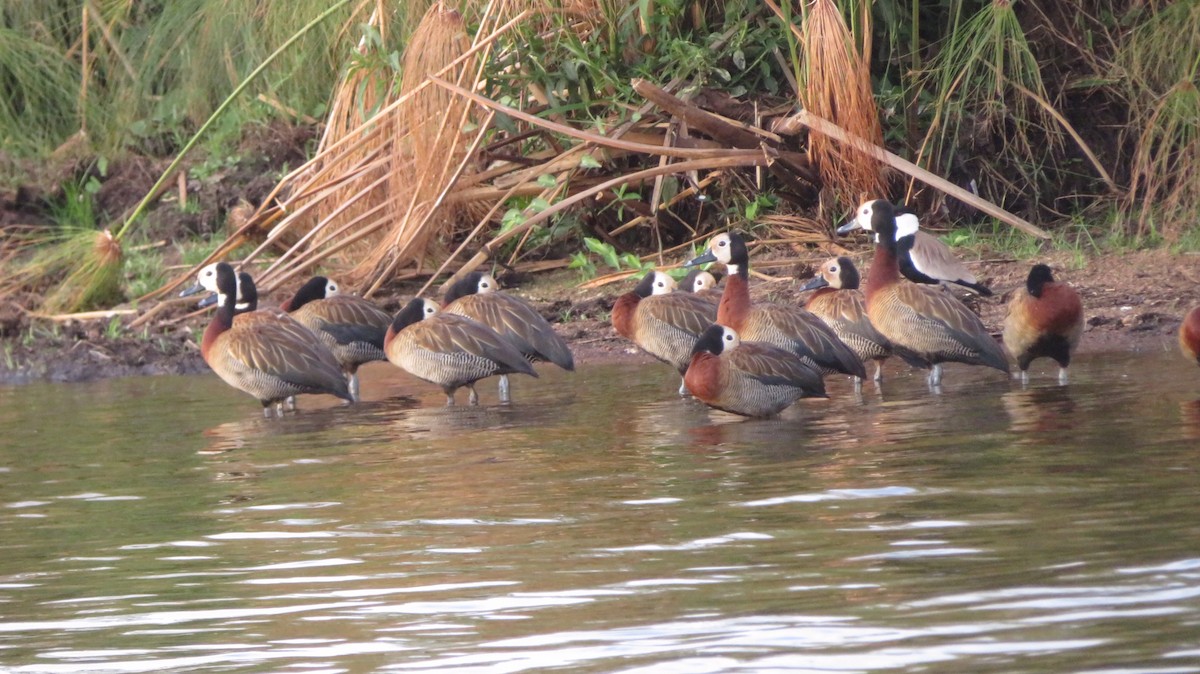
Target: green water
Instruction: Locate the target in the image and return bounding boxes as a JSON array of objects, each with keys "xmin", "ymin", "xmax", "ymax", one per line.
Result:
[{"xmin": 1, "ymin": 352, "xmax": 1199, "ymax": 673}]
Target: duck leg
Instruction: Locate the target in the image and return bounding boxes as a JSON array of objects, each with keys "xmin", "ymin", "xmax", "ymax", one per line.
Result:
[
  {"xmin": 927, "ymin": 363, "xmax": 944, "ymax": 387},
  {"xmin": 1057, "ymin": 366, "xmax": 1069, "ymax": 385},
  {"xmin": 853, "ymin": 376, "xmax": 863, "ymax": 393},
  {"xmin": 348, "ymin": 373, "xmax": 360, "ymax": 402},
  {"xmin": 678, "ymin": 378, "xmax": 689, "ymax": 396},
  {"xmin": 873, "ymin": 360, "xmax": 884, "ymax": 382},
  {"xmin": 468, "ymin": 385, "xmax": 480, "ymax": 406},
  {"xmin": 498, "ymin": 375, "xmax": 511, "ymax": 404}
]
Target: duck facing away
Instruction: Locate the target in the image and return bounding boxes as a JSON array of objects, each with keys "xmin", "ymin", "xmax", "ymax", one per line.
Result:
[
  {"xmin": 611, "ymin": 270, "xmax": 718, "ymax": 395},
  {"xmin": 384, "ymin": 298, "xmax": 537, "ymax": 406},
  {"xmin": 686, "ymin": 232, "xmax": 866, "ymax": 380},
  {"xmin": 199, "ymin": 263, "xmax": 353, "ymax": 416},
  {"xmin": 1180, "ymin": 306, "xmax": 1200, "ymax": 366},
  {"xmin": 1003, "ymin": 264, "xmax": 1084, "ymax": 384},
  {"xmin": 849, "ymin": 199, "xmax": 1009, "ymax": 387},
  {"xmin": 801, "ymin": 256, "xmax": 898, "ymax": 386},
  {"xmin": 837, "ymin": 205, "xmax": 992, "ymax": 296},
  {"xmin": 684, "ymin": 324, "xmax": 826, "ymax": 418},
  {"xmin": 441, "ymin": 271, "xmax": 574, "ymax": 403},
  {"xmin": 282, "ymin": 275, "xmax": 393, "ymax": 401}
]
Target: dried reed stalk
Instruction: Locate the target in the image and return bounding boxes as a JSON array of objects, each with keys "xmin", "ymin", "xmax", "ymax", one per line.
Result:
[{"xmin": 798, "ymin": 0, "xmax": 884, "ymax": 207}]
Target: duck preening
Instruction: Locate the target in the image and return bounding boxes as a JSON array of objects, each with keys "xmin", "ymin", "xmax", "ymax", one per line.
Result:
[
  {"xmin": 282, "ymin": 275, "xmax": 393, "ymax": 401},
  {"xmin": 198, "ymin": 263, "xmax": 353, "ymax": 416},
  {"xmin": 611, "ymin": 270, "xmax": 718, "ymax": 395},
  {"xmin": 801, "ymin": 256, "xmax": 897, "ymax": 386},
  {"xmin": 686, "ymin": 232, "xmax": 866, "ymax": 380},
  {"xmin": 837, "ymin": 204, "xmax": 993, "ymax": 296},
  {"xmin": 849, "ymin": 199, "xmax": 1009, "ymax": 387},
  {"xmin": 441, "ymin": 271, "xmax": 574, "ymax": 403},
  {"xmin": 684, "ymin": 324, "xmax": 826, "ymax": 418},
  {"xmin": 384, "ymin": 298, "xmax": 537, "ymax": 406},
  {"xmin": 1003, "ymin": 264, "xmax": 1085, "ymax": 384},
  {"xmin": 1180, "ymin": 306, "xmax": 1200, "ymax": 366}
]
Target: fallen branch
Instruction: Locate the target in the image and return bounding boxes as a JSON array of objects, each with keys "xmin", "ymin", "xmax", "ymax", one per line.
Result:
[{"xmin": 779, "ymin": 110, "xmax": 1052, "ymax": 239}]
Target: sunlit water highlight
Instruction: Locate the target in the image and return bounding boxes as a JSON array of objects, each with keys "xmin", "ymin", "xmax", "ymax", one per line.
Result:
[{"xmin": 1, "ymin": 351, "xmax": 1199, "ymax": 673}]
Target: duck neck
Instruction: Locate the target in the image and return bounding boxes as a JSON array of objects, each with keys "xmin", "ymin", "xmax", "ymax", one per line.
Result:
[
  {"xmin": 866, "ymin": 240, "xmax": 901, "ymax": 302},
  {"xmin": 717, "ymin": 265, "xmax": 750, "ymax": 330},
  {"xmin": 611, "ymin": 291, "xmax": 640, "ymax": 339},
  {"xmin": 201, "ymin": 305, "xmax": 234, "ymax": 361}
]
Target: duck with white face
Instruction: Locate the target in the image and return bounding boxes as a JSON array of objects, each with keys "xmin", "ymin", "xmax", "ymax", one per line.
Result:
[
  {"xmin": 441, "ymin": 271, "xmax": 574, "ymax": 404},
  {"xmin": 384, "ymin": 297, "xmax": 538, "ymax": 406},
  {"xmin": 684, "ymin": 323, "xmax": 825, "ymax": 418},
  {"xmin": 837, "ymin": 203, "xmax": 992, "ymax": 296},
  {"xmin": 610, "ymin": 269, "xmax": 719, "ymax": 396}
]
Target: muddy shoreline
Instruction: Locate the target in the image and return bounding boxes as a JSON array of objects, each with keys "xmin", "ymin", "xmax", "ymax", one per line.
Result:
[{"xmin": 1, "ymin": 247, "xmax": 1194, "ymax": 386}]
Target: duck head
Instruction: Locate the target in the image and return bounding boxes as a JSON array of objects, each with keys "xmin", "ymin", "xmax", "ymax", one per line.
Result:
[
  {"xmin": 1025, "ymin": 264, "xmax": 1056, "ymax": 299},
  {"xmin": 633, "ymin": 270, "xmax": 677, "ymax": 298},
  {"xmin": 692, "ymin": 323, "xmax": 740, "ymax": 356},
  {"xmin": 801, "ymin": 256, "xmax": 861, "ymax": 292},
  {"xmin": 685, "ymin": 232, "xmax": 749, "ymax": 276}
]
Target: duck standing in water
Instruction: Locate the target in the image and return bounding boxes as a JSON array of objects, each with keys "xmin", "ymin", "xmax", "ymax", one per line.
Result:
[
  {"xmin": 441, "ymin": 272, "xmax": 574, "ymax": 403},
  {"xmin": 848, "ymin": 199, "xmax": 1009, "ymax": 388},
  {"xmin": 384, "ymin": 298, "xmax": 537, "ymax": 406},
  {"xmin": 684, "ymin": 324, "xmax": 825, "ymax": 418},
  {"xmin": 1002, "ymin": 264, "xmax": 1085, "ymax": 384},
  {"xmin": 801, "ymin": 256, "xmax": 897, "ymax": 387},
  {"xmin": 197, "ymin": 263, "xmax": 353, "ymax": 416},
  {"xmin": 685, "ymin": 232, "xmax": 866, "ymax": 380},
  {"xmin": 611, "ymin": 269, "xmax": 718, "ymax": 395},
  {"xmin": 282, "ymin": 275, "xmax": 393, "ymax": 401}
]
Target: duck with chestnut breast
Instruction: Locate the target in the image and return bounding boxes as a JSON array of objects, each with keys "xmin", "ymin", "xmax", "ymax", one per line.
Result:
[
  {"xmin": 282, "ymin": 275, "xmax": 393, "ymax": 401},
  {"xmin": 847, "ymin": 199, "xmax": 1009, "ymax": 387},
  {"xmin": 801, "ymin": 256, "xmax": 904, "ymax": 386},
  {"xmin": 1181, "ymin": 306, "xmax": 1200, "ymax": 367},
  {"xmin": 684, "ymin": 324, "xmax": 826, "ymax": 418},
  {"xmin": 685, "ymin": 232, "xmax": 866, "ymax": 380},
  {"xmin": 441, "ymin": 271, "xmax": 574, "ymax": 403},
  {"xmin": 678, "ymin": 268, "xmax": 724, "ymax": 303},
  {"xmin": 837, "ymin": 205, "xmax": 992, "ymax": 296},
  {"xmin": 611, "ymin": 269, "xmax": 719, "ymax": 395},
  {"xmin": 384, "ymin": 298, "xmax": 537, "ymax": 406},
  {"xmin": 1003, "ymin": 264, "xmax": 1084, "ymax": 384},
  {"xmin": 198, "ymin": 263, "xmax": 353, "ymax": 415}
]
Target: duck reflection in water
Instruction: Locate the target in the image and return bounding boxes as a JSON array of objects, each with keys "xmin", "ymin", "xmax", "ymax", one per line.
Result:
[{"xmin": 1002, "ymin": 386, "xmax": 1078, "ymax": 439}]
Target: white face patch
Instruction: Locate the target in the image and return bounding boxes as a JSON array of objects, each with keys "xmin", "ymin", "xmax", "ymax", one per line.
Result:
[
  {"xmin": 478, "ymin": 274, "xmax": 498, "ymax": 294},
  {"xmin": 650, "ymin": 272, "xmax": 676, "ymax": 296},
  {"xmin": 326, "ymin": 281, "xmax": 339, "ymax": 297},
  {"xmin": 197, "ymin": 263, "xmax": 220, "ymax": 291}
]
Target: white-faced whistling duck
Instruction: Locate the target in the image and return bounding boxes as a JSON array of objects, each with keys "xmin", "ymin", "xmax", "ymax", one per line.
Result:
[
  {"xmin": 849, "ymin": 199, "xmax": 1009, "ymax": 387},
  {"xmin": 384, "ymin": 298, "xmax": 537, "ymax": 406},
  {"xmin": 685, "ymin": 232, "xmax": 867, "ymax": 380},
  {"xmin": 800, "ymin": 256, "xmax": 898, "ymax": 387},
  {"xmin": 199, "ymin": 263, "xmax": 353, "ymax": 416},
  {"xmin": 611, "ymin": 269, "xmax": 718, "ymax": 395},
  {"xmin": 441, "ymin": 271, "xmax": 574, "ymax": 403},
  {"xmin": 684, "ymin": 324, "xmax": 826, "ymax": 418},
  {"xmin": 1182, "ymin": 306, "xmax": 1200, "ymax": 367},
  {"xmin": 837, "ymin": 204, "xmax": 993, "ymax": 296},
  {"xmin": 282, "ymin": 275, "xmax": 393, "ymax": 401},
  {"xmin": 1002, "ymin": 264, "xmax": 1085, "ymax": 384},
  {"xmin": 679, "ymin": 268, "xmax": 724, "ymax": 303}
]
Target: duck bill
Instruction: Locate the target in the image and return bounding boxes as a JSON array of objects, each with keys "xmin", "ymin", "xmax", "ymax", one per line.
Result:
[
  {"xmin": 179, "ymin": 283, "xmax": 206, "ymax": 298},
  {"xmin": 684, "ymin": 250, "xmax": 717, "ymax": 267},
  {"xmin": 799, "ymin": 276, "xmax": 830, "ymax": 292},
  {"xmin": 835, "ymin": 220, "xmax": 862, "ymax": 236},
  {"xmin": 196, "ymin": 293, "xmax": 218, "ymax": 309}
]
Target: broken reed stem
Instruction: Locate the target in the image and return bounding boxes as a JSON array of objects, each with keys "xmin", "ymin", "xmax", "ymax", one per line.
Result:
[{"xmin": 791, "ymin": 110, "xmax": 1051, "ymax": 239}]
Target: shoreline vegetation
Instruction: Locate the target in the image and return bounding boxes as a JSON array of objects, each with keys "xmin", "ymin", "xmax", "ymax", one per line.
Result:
[{"xmin": 2, "ymin": 1, "xmax": 1198, "ymax": 383}]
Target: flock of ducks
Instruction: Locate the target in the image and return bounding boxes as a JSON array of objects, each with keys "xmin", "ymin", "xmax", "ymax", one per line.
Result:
[{"xmin": 184, "ymin": 198, "xmax": 1200, "ymax": 419}]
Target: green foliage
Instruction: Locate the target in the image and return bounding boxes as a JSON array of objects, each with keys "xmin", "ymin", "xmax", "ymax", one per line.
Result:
[{"xmin": 568, "ymin": 237, "xmax": 657, "ymax": 280}]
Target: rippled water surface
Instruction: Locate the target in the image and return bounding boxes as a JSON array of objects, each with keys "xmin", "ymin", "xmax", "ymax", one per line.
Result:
[{"xmin": 2, "ymin": 352, "xmax": 1200, "ymax": 673}]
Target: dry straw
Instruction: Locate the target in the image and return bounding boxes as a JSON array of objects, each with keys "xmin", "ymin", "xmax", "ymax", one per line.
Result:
[{"xmin": 798, "ymin": 0, "xmax": 884, "ymax": 210}]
